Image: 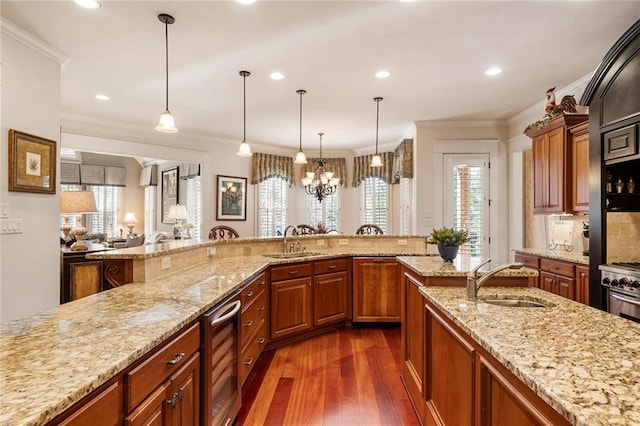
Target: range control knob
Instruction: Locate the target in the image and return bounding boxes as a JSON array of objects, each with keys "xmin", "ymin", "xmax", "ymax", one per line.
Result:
[
  {"xmin": 632, "ymin": 281, "xmax": 640, "ymax": 289},
  {"xmin": 620, "ymin": 278, "xmax": 630, "ymax": 287},
  {"xmin": 602, "ymin": 277, "xmax": 611, "ymax": 285},
  {"xmin": 611, "ymin": 279, "xmax": 619, "ymax": 287}
]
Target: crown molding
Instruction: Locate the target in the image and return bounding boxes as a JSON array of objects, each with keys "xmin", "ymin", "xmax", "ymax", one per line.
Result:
[
  {"xmin": 1, "ymin": 17, "xmax": 68, "ymax": 66},
  {"xmin": 415, "ymin": 119, "xmax": 508, "ymax": 128},
  {"xmin": 507, "ymin": 73, "xmax": 593, "ymax": 126}
]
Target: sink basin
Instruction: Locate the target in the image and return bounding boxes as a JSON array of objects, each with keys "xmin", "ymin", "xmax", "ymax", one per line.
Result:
[
  {"xmin": 483, "ymin": 298, "xmax": 548, "ymax": 308},
  {"xmin": 262, "ymin": 252, "xmax": 321, "ymax": 259}
]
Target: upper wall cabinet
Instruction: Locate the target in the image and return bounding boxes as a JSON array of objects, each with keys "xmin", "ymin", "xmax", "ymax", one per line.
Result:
[
  {"xmin": 570, "ymin": 121, "xmax": 590, "ymax": 213},
  {"xmin": 526, "ymin": 114, "xmax": 588, "ymax": 214}
]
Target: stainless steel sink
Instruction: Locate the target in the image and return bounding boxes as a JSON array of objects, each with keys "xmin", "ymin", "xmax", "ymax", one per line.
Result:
[
  {"xmin": 262, "ymin": 252, "xmax": 321, "ymax": 259},
  {"xmin": 483, "ymin": 298, "xmax": 548, "ymax": 308}
]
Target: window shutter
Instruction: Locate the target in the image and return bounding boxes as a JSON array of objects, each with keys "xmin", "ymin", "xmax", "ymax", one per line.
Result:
[
  {"xmin": 258, "ymin": 177, "xmax": 288, "ymax": 237},
  {"xmin": 360, "ymin": 177, "xmax": 388, "ymax": 233},
  {"xmin": 452, "ymin": 164, "xmax": 485, "ymax": 257}
]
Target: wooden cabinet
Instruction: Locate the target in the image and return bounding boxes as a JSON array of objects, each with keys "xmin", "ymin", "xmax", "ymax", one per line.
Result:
[
  {"xmin": 539, "ymin": 258, "xmax": 576, "ymax": 300},
  {"xmin": 270, "ymin": 262, "xmax": 313, "ymax": 340},
  {"xmin": 124, "ymin": 323, "xmax": 200, "ymax": 424},
  {"xmin": 401, "ymin": 268, "xmax": 426, "ymax": 421},
  {"xmin": 352, "ymin": 257, "xmax": 401, "ymax": 322},
  {"xmin": 239, "ymin": 271, "xmax": 269, "ymax": 387},
  {"xmin": 313, "ymin": 258, "xmax": 349, "ymax": 327},
  {"xmin": 527, "ymin": 114, "xmax": 588, "ymax": 214},
  {"xmin": 422, "ymin": 298, "xmax": 570, "ymax": 426},
  {"xmin": 53, "ymin": 379, "xmax": 123, "ymax": 426},
  {"xmin": 570, "ymin": 121, "xmax": 590, "ymax": 213},
  {"xmin": 575, "ymin": 265, "xmax": 590, "ymax": 306},
  {"xmin": 60, "ymin": 244, "xmax": 111, "ymax": 304},
  {"xmin": 514, "ymin": 252, "xmax": 540, "ymax": 288}
]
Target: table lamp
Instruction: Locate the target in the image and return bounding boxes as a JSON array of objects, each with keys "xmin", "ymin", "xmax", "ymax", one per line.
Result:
[
  {"xmin": 123, "ymin": 212, "xmax": 138, "ymax": 236},
  {"xmin": 60, "ymin": 191, "xmax": 98, "ymax": 251},
  {"xmin": 168, "ymin": 204, "xmax": 188, "ymax": 239}
]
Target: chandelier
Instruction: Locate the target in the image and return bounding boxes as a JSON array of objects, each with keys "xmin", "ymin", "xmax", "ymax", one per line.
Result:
[{"xmin": 302, "ymin": 132, "xmax": 340, "ymax": 203}]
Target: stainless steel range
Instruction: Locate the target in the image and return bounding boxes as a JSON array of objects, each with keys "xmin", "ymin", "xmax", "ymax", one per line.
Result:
[{"xmin": 600, "ymin": 263, "xmax": 640, "ymax": 322}]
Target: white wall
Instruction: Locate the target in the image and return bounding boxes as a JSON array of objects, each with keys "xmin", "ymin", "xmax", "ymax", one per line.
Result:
[{"xmin": 1, "ymin": 22, "xmax": 64, "ymax": 322}]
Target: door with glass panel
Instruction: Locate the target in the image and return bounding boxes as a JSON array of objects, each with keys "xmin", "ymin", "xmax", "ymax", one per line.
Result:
[{"xmin": 443, "ymin": 154, "xmax": 489, "ymax": 258}]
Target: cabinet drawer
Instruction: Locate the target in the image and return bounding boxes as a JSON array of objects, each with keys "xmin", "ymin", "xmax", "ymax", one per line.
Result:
[
  {"xmin": 514, "ymin": 253, "xmax": 539, "ymax": 270},
  {"xmin": 125, "ymin": 322, "xmax": 199, "ymax": 412},
  {"xmin": 240, "ymin": 290, "xmax": 268, "ymax": 350},
  {"xmin": 271, "ymin": 262, "xmax": 312, "ymax": 281},
  {"xmin": 241, "ymin": 271, "xmax": 267, "ymax": 312},
  {"xmin": 604, "ymin": 125, "xmax": 638, "ymax": 164},
  {"xmin": 314, "ymin": 258, "xmax": 348, "ymax": 275},
  {"xmin": 540, "ymin": 258, "xmax": 575, "ymax": 277},
  {"xmin": 239, "ymin": 321, "xmax": 268, "ymax": 386}
]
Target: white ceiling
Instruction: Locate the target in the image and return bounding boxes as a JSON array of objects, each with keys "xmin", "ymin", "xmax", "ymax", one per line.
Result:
[{"xmin": 2, "ymin": 1, "xmax": 639, "ymax": 151}]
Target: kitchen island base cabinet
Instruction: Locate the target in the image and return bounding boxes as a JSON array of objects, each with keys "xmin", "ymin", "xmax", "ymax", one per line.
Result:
[
  {"xmin": 353, "ymin": 257, "xmax": 401, "ymax": 322},
  {"xmin": 401, "ymin": 270, "xmax": 425, "ymax": 420},
  {"xmin": 53, "ymin": 379, "xmax": 123, "ymax": 426},
  {"xmin": 271, "ymin": 270, "xmax": 313, "ymax": 340},
  {"xmin": 314, "ymin": 265, "xmax": 349, "ymax": 327},
  {"xmin": 422, "ymin": 299, "xmax": 570, "ymax": 426}
]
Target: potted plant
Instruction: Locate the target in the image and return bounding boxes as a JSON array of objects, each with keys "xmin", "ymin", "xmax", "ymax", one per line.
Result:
[{"xmin": 427, "ymin": 227, "xmax": 470, "ymax": 262}]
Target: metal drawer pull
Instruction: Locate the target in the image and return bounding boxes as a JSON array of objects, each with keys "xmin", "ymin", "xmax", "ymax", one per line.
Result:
[
  {"xmin": 245, "ymin": 291, "xmax": 254, "ymax": 298},
  {"xmin": 244, "ymin": 320, "xmax": 253, "ymax": 327},
  {"xmin": 243, "ymin": 358, "xmax": 254, "ymax": 365},
  {"xmin": 258, "ymin": 338, "xmax": 266, "ymax": 344},
  {"xmin": 258, "ymin": 305, "xmax": 265, "ymax": 311},
  {"xmin": 259, "ymin": 280, "xmax": 266, "ymax": 286},
  {"xmin": 289, "ymin": 270, "xmax": 298, "ymax": 275},
  {"xmin": 210, "ymin": 300, "xmax": 241, "ymax": 327},
  {"xmin": 328, "ymin": 265, "xmax": 337, "ymax": 269},
  {"xmin": 166, "ymin": 352, "xmax": 185, "ymax": 365},
  {"xmin": 166, "ymin": 390, "xmax": 183, "ymax": 407},
  {"xmin": 224, "ymin": 419, "xmax": 233, "ymax": 426}
]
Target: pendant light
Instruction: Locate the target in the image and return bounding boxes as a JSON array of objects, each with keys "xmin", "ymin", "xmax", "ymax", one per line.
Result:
[
  {"xmin": 237, "ymin": 70, "xmax": 252, "ymax": 156},
  {"xmin": 155, "ymin": 13, "xmax": 178, "ymax": 133},
  {"xmin": 294, "ymin": 89, "xmax": 308, "ymax": 165},
  {"xmin": 370, "ymin": 97, "xmax": 383, "ymax": 167}
]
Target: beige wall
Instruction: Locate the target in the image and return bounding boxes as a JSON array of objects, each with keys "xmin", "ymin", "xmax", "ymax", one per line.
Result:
[{"xmin": 1, "ymin": 28, "xmax": 63, "ymax": 321}]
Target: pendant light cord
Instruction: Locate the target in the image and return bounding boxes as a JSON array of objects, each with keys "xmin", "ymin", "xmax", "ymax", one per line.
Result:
[
  {"xmin": 319, "ymin": 133, "xmax": 323, "ymax": 159},
  {"xmin": 374, "ymin": 97, "xmax": 383, "ymax": 155},
  {"xmin": 164, "ymin": 20, "xmax": 169, "ymax": 111},
  {"xmin": 299, "ymin": 91, "xmax": 303, "ymax": 151},
  {"xmin": 243, "ymin": 73, "xmax": 247, "ymax": 142}
]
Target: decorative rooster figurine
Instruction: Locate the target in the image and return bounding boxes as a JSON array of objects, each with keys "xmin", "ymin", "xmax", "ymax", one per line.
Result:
[{"xmin": 544, "ymin": 86, "xmax": 578, "ymax": 117}]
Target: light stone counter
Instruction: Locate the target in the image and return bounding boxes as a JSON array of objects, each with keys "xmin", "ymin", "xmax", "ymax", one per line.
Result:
[
  {"xmin": 419, "ymin": 286, "xmax": 640, "ymax": 426},
  {"xmin": 515, "ymin": 247, "xmax": 589, "ymax": 265},
  {"xmin": 397, "ymin": 255, "xmax": 539, "ymax": 278}
]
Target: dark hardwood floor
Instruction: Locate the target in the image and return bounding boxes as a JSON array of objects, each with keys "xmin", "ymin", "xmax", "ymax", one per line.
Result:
[{"xmin": 237, "ymin": 325, "xmax": 420, "ymax": 426}]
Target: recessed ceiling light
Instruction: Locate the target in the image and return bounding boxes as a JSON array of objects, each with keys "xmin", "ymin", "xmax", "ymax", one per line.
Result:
[
  {"xmin": 95, "ymin": 94, "xmax": 109, "ymax": 101},
  {"xmin": 375, "ymin": 70, "xmax": 391, "ymax": 79},
  {"xmin": 74, "ymin": 0, "xmax": 101, "ymax": 9},
  {"xmin": 485, "ymin": 67, "xmax": 503, "ymax": 76},
  {"xmin": 270, "ymin": 72, "xmax": 285, "ymax": 80},
  {"xmin": 235, "ymin": 0, "xmax": 257, "ymax": 4}
]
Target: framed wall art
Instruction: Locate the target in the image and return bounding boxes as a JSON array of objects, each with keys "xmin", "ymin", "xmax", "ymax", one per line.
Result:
[
  {"xmin": 8, "ymin": 129, "xmax": 57, "ymax": 194},
  {"xmin": 161, "ymin": 166, "xmax": 179, "ymax": 224},
  {"xmin": 216, "ymin": 175, "xmax": 247, "ymax": 221}
]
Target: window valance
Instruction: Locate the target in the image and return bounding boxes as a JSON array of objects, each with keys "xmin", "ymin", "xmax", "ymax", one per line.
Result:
[
  {"xmin": 60, "ymin": 162, "xmax": 80, "ymax": 184},
  {"xmin": 351, "ymin": 152, "xmax": 395, "ymax": 187},
  {"xmin": 77, "ymin": 164, "xmax": 126, "ymax": 186},
  {"xmin": 139, "ymin": 165, "xmax": 158, "ymax": 187},
  {"xmin": 251, "ymin": 153, "xmax": 295, "ymax": 187},
  {"xmin": 104, "ymin": 166, "xmax": 126, "ymax": 187},
  {"xmin": 300, "ymin": 157, "xmax": 347, "ymax": 186},
  {"xmin": 393, "ymin": 139, "xmax": 414, "ymax": 182},
  {"xmin": 179, "ymin": 162, "xmax": 201, "ymax": 180}
]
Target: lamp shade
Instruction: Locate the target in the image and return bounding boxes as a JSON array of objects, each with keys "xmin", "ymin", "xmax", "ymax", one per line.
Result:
[
  {"xmin": 168, "ymin": 204, "xmax": 188, "ymax": 220},
  {"xmin": 123, "ymin": 212, "xmax": 138, "ymax": 224},
  {"xmin": 60, "ymin": 191, "xmax": 98, "ymax": 214}
]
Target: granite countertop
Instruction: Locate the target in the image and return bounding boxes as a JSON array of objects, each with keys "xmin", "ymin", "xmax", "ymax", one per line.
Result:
[
  {"xmin": 515, "ymin": 247, "xmax": 589, "ymax": 265},
  {"xmin": 397, "ymin": 256, "xmax": 539, "ymax": 278},
  {"xmin": 419, "ymin": 286, "xmax": 640, "ymax": 426}
]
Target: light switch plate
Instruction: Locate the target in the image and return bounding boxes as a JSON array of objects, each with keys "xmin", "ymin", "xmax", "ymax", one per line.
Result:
[
  {"xmin": 0, "ymin": 203, "xmax": 8, "ymax": 218},
  {"xmin": 207, "ymin": 247, "xmax": 216, "ymax": 256},
  {"xmin": 397, "ymin": 239, "xmax": 408, "ymax": 246},
  {"xmin": 316, "ymin": 239, "xmax": 326, "ymax": 246},
  {"xmin": 161, "ymin": 256, "xmax": 171, "ymax": 269},
  {"xmin": 339, "ymin": 239, "xmax": 349, "ymax": 245},
  {"xmin": 0, "ymin": 218, "xmax": 23, "ymax": 234}
]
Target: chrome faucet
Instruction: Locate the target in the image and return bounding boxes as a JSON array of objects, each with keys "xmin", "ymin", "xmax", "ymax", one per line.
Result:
[
  {"xmin": 283, "ymin": 225, "xmax": 299, "ymax": 254},
  {"xmin": 466, "ymin": 259, "xmax": 524, "ymax": 301}
]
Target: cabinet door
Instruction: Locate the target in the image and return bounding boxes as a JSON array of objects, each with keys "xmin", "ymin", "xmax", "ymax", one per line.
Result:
[
  {"xmin": 539, "ymin": 271, "xmax": 556, "ymax": 294},
  {"xmin": 69, "ymin": 261, "xmax": 103, "ymax": 301},
  {"xmin": 576, "ymin": 265, "xmax": 590, "ymax": 305},
  {"xmin": 167, "ymin": 352, "xmax": 200, "ymax": 426},
  {"xmin": 125, "ymin": 382, "xmax": 171, "ymax": 426},
  {"xmin": 352, "ymin": 258, "xmax": 400, "ymax": 322},
  {"xmin": 478, "ymin": 355, "xmax": 552, "ymax": 426},
  {"xmin": 425, "ymin": 305, "xmax": 475, "ymax": 425},
  {"xmin": 556, "ymin": 275, "xmax": 576, "ymax": 301},
  {"xmin": 402, "ymin": 271, "xmax": 425, "ymax": 421},
  {"xmin": 271, "ymin": 276, "xmax": 313, "ymax": 339},
  {"xmin": 313, "ymin": 270, "xmax": 348, "ymax": 327},
  {"xmin": 532, "ymin": 134, "xmax": 548, "ymax": 213},
  {"xmin": 59, "ymin": 380, "xmax": 122, "ymax": 426},
  {"xmin": 546, "ymin": 126, "xmax": 567, "ymax": 213},
  {"xmin": 572, "ymin": 129, "xmax": 590, "ymax": 212}
]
